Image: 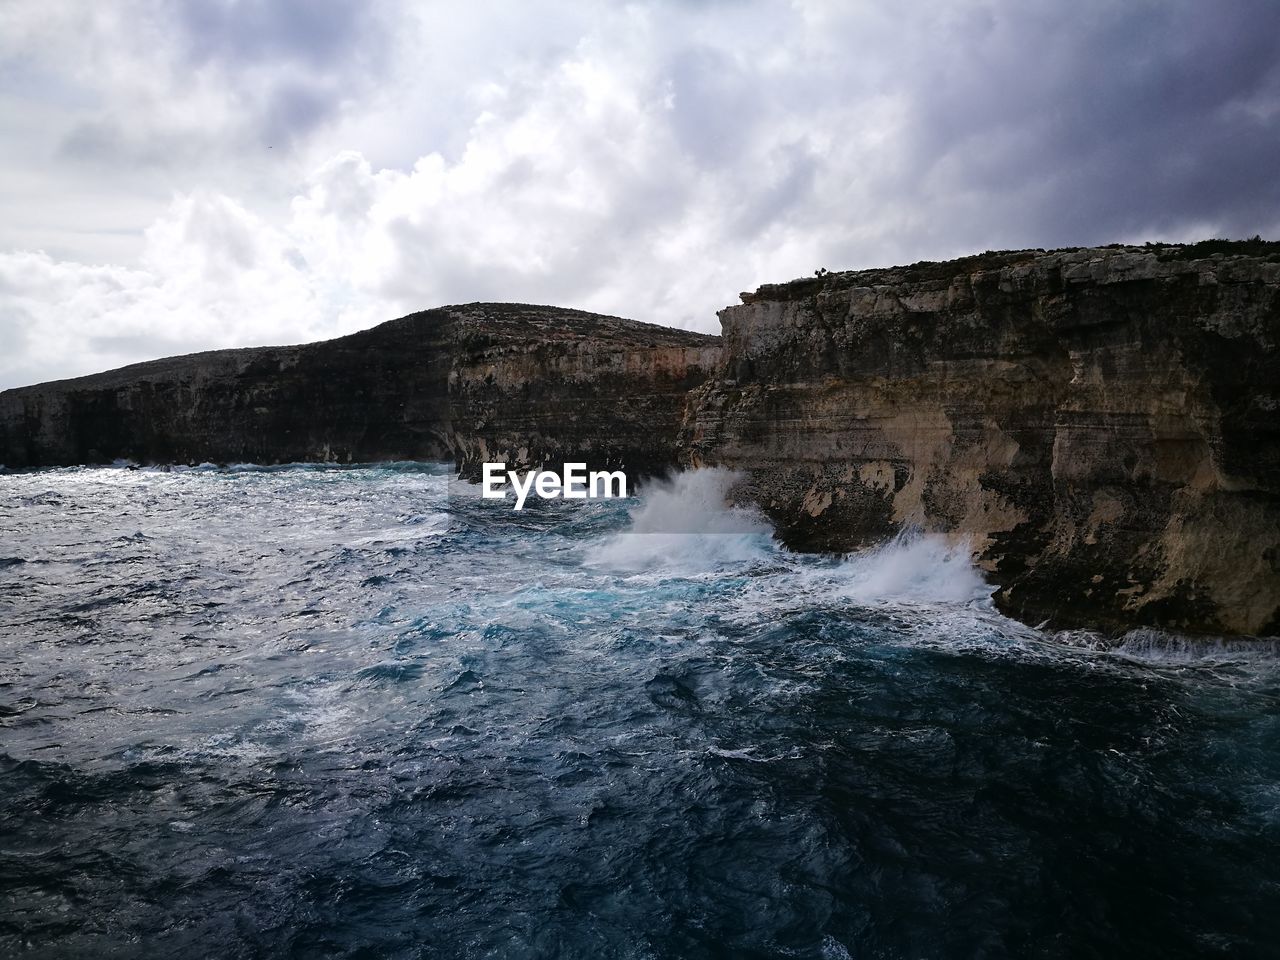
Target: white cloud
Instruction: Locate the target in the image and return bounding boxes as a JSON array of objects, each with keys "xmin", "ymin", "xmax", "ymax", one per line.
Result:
[
  {"xmin": 0, "ymin": 191, "xmax": 389, "ymax": 388},
  {"xmin": 3, "ymin": 0, "xmax": 1279, "ymax": 388}
]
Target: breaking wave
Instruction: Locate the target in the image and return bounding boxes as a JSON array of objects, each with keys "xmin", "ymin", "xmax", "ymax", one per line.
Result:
[
  {"xmin": 586, "ymin": 467, "xmax": 773, "ymax": 571},
  {"xmin": 830, "ymin": 528, "xmax": 992, "ymax": 606}
]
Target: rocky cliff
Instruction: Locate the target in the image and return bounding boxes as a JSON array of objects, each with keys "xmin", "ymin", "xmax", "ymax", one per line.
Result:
[
  {"xmin": 447, "ymin": 305, "xmax": 720, "ymax": 478},
  {"xmin": 0, "ymin": 303, "xmax": 720, "ymax": 477},
  {"xmin": 683, "ymin": 244, "xmax": 1280, "ymax": 636},
  {"xmin": 4, "ymin": 246, "xmax": 1277, "ymax": 636}
]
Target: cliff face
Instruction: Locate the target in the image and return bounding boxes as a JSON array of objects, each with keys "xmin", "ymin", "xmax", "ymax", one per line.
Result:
[
  {"xmin": 447, "ymin": 304, "xmax": 721, "ymax": 478},
  {"xmin": 0, "ymin": 303, "xmax": 720, "ymax": 477},
  {"xmin": 4, "ymin": 249, "xmax": 1277, "ymax": 636},
  {"xmin": 0, "ymin": 317, "xmax": 455, "ymax": 468},
  {"xmin": 684, "ymin": 247, "xmax": 1280, "ymax": 636}
]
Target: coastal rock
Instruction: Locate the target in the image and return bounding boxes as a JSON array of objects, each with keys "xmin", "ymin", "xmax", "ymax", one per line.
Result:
[
  {"xmin": 3, "ymin": 245, "xmax": 1277, "ymax": 636},
  {"xmin": 0, "ymin": 303, "xmax": 720, "ymax": 478},
  {"xmin": 683, "ymin": 245, "xmax": 1280, "ymax": 635},
  {"xmin": 447, "ymin": 304, "xmax": 721, "ymax": 478}
]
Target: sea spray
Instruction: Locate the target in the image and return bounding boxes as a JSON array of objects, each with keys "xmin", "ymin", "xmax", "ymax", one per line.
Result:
[
  {"xmin": 589, "ymin": 469, "xmax": 992, "ymax": 610},
  {"xmin": 586, "ymin": 467, "xmax": 773, "ymax": 572},
  {"xmin": 830, "ymin": 528, "xmax": 992, "ymax": 607}
]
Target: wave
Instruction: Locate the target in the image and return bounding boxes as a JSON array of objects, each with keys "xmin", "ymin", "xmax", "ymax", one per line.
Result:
[
  {"xmin": 828, "ymin": 528, "xmax": 992, "ymax": 607},
  {"xmin": 585, "ymin": 468, "xmax": 773, "ymax": 572},
  {"xmin": 1051, "ymin": 627, "xmax": 1280, "ymax": 665},
  {"xmin": 585, "ymin": 469, "xmax": 993, "ymax": 615}
]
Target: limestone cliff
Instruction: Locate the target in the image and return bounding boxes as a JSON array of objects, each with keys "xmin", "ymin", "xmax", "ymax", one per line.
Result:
[
  {"xmin": 0, "ymin": 303, "xmax": 720, "ymax": 477},
  {"xmin": 3, "ymin": 247, "xmax": 1277, "ymax": 636},
  {"xmin": 683, "ymin": 244, "xmax": 1280, "ymax": 636},
  {"xmin": 447, "ymin": 305, "xmax": 721, "ymax": 478}
]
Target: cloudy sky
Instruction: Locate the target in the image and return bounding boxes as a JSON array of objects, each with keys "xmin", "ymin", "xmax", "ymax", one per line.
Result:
[{"xmin": 2, "ymin": 0, "xmax": 1278, "ymax": 388}]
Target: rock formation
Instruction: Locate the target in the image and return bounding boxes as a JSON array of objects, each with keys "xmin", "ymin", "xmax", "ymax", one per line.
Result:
[
  {"xmin": 2, "ymin": 244, "xmax": 1277, "ymax": 636},
  {"xmin": 447, "ymin": 305, "xmax": 720, "ymax": 478},
  {"xmin": 682, "ymin": 244, "xmax": 1280, "ymax": 636},
  {"xmin": 0, "ymin": 303, "xmax": 720, "ymax": 477}
]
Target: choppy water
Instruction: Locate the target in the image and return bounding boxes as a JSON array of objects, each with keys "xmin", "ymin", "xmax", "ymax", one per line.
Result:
[{"xmin": 1, "ymin": 463, "xmax": 1278, "ymax": 959}]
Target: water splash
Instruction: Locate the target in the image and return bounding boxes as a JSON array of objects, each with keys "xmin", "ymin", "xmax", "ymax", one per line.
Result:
[
  {"xmin": 586, "ymin": 467, "xmax": 773, "ymax": 572},
  {"xmin": 831, "ymin": 528, "xmax": 992, "ymax": 607}
]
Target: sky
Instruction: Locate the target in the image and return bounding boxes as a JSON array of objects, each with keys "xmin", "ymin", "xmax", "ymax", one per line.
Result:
[{"xmin": 2, "ymin": 0, "xmax": 1279, "ymax": 389}]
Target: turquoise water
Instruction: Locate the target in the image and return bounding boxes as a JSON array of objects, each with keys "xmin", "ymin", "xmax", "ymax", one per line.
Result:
[{"xmin": 1, "ymin": 463, "xmax": 1278, "ymax": 958}]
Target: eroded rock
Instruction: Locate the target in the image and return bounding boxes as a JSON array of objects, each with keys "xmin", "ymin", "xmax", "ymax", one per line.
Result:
[
  {"xmin": 684, "ymin": 246, "xmax": 1280, "ymax": 635},
  {"xmin": 0, "ymin": 303, "xmax": 720, "ymax": 480}
]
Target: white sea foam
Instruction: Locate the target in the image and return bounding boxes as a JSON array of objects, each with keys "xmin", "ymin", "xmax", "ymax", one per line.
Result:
[
  {"xmin": 586, "ymin": 468, "xmax": 773, "ymax": 572},
  {"xmin": 587, "ymin": 469, "xmax": 995, "ymax": 615},
  {"xmin": 347, "ymin": 514, "xmax": 451, "ymax": 546},
  {"xmin": 1053, "ymin": 627, "xmax": 1280, "ymax": 666},
  {"xmin": 829, "ymin": 529, "xmax": 993, "ymax": 607}
]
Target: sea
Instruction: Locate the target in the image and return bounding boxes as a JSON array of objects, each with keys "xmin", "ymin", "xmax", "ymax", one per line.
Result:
[{"xmin": 1, "ymin": 463, "xmax": 1277, "ymax": 959}]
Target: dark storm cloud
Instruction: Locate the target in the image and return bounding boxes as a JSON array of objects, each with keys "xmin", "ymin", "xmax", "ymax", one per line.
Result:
[
  {"xmin": 175, "ymin": 0, "xmax": 375, "ymax": 69},
  {"xmin": 52, "ymin": 0, "xmax": 393, "ymax": 165},
  {"xmin": 174, "ymin": 0, "xmax": 392, "ymax": 146},
  {"xmin": 897, "ymin": 0, "xmax": 1280, "ymax": 246},
  {"xmin": 259, "ymin": 81, "xmax": 340, "ymax": 145}
]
